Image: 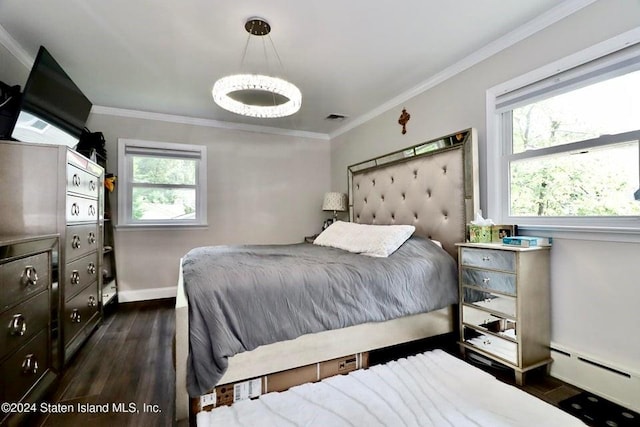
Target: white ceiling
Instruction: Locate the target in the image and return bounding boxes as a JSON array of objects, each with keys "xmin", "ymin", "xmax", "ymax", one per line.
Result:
[{"xmin": 0, "ymin": 1, "xmax": 583, "ymax": 138}]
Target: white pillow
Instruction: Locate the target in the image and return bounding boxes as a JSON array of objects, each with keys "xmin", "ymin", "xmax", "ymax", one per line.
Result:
[{"xmin": 313, "ymin": 221, "xmax": 415, "ymax": 257}]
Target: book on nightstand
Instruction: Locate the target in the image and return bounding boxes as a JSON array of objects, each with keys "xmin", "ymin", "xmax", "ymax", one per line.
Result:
[{"xmin": 502, "ymin": 236, "xmax": 553, "ymax": 247}]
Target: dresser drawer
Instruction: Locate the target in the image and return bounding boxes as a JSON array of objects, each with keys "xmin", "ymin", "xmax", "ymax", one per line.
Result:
[
  {"xmin": 461, "ymin": 247, "xmax": 516, "ymax": 272},
  {"xmin": 1, "ymin": 329, "xmax": 49, "ymax": 403},
  {"xmin": 63, "ymin": 252, "xmax": 98, "ymax": 301},
  {"xmin": 66, "ymin": 194, "xmax": 98, "ymax": 223},
  {"xmin": 0, "ymin": 291, "xmax": 49, "ymax": 360},
  {"xmin": 63, "ymin": 284, "xmax": 99, "ymax": 349},
  {"xmin": 67, "ymin": 163, "xmax": 99, "ymax": 199},
  {"xmin": 461, "ymin": 267, "xmax": 516, "ymax": 295},
  {"xmin": 462, "ymin": 305, "xmax": 517, "ymax": 339},
  {"xmin": 0, "ymin": 253, "xmax": 50, "ymax": 311},
  {"xmin": 462, "ymin": 326, "xmax": 517, "ymax": 365},
  {"xmin": 65, "ymin": 223, "xmax": 99, "ymax": 261},
  {"xmin": 462, "ymin": 287, "xmax": 516, "ymax": 318}
]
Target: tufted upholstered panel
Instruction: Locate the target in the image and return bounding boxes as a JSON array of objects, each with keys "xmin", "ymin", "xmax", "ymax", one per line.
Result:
[{"xmin": 351, "ymin": 147, "xmax": 465, "ymax": 259}]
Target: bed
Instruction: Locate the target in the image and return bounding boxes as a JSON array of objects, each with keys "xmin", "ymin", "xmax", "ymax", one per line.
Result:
[{"xmin": 175, "ymin": 129, "xmax": 479, "ymax": 422}]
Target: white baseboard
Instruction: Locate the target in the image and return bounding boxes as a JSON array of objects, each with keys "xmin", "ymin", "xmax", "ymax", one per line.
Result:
[
  {"xmin": 117, "ymin": 286, "xmax": 177, "ymax": 303},
  {"xmin": 550, "ymin": 342, "xmax": 640, "ymax": 413}
]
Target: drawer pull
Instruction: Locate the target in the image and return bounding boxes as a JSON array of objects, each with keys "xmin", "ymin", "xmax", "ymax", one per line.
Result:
[
  {"xmin": 482, "ymin": 256, "xmax": 491, "ymax": 261},
  {"xmin": 21, "ymin": 354, "xmax": 39, "ymax": 375},
  {"xmin": 483, "ymin": 339, "xmax": 492, "ymax": 345},
  {"xmin": 72, "ymin": 174, "xmax": 81, "ymax": 187},
  {"xmin": 87, "ymin": 263, "xmax": 96, "ymax": 275},
  {"xmin": 88, "ymin": 232, "xmax": 96, "ymax": 244},
  {"xmin": 88, "ymin": 296, "xmax": 97, "ymax": 307},
  {"xmin": 71, "ymin": 202, "xmax": 80, "ymax": 216},
  {"xmin": 70, "ymin": 270, "xmax": 81, "ymax": 285},
  {"xmin": 89, "ymin": 180, "xmax": 96, "ymax": 191},
  {"xmin": 22, "ymin": 266, "xmax": 38, "ymax": 286},
  {"xmin": 71, "ymin": 234, "xmax": 81, "ymax": 249},
  {"xmin": 88, "ymin": 205, "xmax": 96, "ymax": 216},
  {"xmin": 70, "ymin": 309, "xmax": 82, "ymax": 323},
  {"xmin": 482, "ymin": 277, "xmax": 491, "ymax": 284},
  {"xmin": 9, "ymin": 314, "xmax": 27, "ymax": 336}
]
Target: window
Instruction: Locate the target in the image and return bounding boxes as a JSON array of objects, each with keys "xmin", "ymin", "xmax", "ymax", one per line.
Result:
[
  {"xmin": 117, "ymin": 139, "xmax": 207, "ymax": 227},
  {"xmin": 489, "ymin": 40, "xmax": 640, "ymax": 229}
]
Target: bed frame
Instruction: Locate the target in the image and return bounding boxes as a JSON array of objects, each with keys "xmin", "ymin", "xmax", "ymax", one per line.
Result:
[{"xmin": 175, "ymin": 128, "xmax": 478, "ymax": 422}]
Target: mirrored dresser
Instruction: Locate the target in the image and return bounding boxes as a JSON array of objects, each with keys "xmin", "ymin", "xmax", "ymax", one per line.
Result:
[
  {"xmin": 0, "ymin": 234, "xmax": 58, "ymax": 426},
  {"xmin": 457, "ymin": 242, "xmax": 552, "ymax": 385}
]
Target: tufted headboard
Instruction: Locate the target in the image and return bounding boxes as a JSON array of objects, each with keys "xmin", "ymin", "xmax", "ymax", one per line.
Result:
[{"xmin": 348, "ymin": 129, "xmax": 478, "ymax": 259}]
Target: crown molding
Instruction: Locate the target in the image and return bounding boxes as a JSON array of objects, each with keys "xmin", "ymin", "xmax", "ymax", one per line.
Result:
[
  {"xmin": 329, "ymin": 0, "xmax": 599, "ymax": 139},
  {"xmin": 91, "ymin": 106, "xmax": 330, "ymax": 141},
  {"xmin": 0, "ymin": 24, "xmax": 34, "ymax": 68}
]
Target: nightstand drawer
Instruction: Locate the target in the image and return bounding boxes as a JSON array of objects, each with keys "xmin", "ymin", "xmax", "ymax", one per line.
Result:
[
  {"xmin": 461, "ymin": 267, "xmax": 516, "ymax": 295},
  {"xmin": 463, "ymin": 326, "xmax": 517, "ymax": 365},
  {"xmin": 462, "ymin": 305, "xmax": 517, "ymax": 339},
  {"xmin": 462, "ymin": 288, "xmax": 516, "ymax": 318},
  {"xmin": 461, "ymin": 247, "xmax": 516, "ymax": 272}
]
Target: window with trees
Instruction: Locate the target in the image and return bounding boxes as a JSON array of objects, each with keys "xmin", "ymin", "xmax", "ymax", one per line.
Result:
[
  {"xmin": 117, "ymin": 139, "xmax": 207, "ymax": 227},
  {"xmin": 493, "ymin": 41, "xmax": 640, "ymax": 229}
]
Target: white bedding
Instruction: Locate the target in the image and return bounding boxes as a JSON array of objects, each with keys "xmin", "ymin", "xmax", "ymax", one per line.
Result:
[{"xmin": 197, "ymin": 349, "xmax": 584, "ymax": 427}]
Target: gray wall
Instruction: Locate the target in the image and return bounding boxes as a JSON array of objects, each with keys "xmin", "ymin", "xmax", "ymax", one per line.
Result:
[
  {"xmin": 86, "ymin": 113, "xmax": 330, "ymax": 299},
  {"xmin": 330, "ymin": 0, "xmax": 640, "ymax": 408}
]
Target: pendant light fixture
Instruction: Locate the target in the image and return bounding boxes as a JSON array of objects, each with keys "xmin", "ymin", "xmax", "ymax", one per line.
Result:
[{"xmin": 212, "ymin": 18, "xmax": 302, "ymax": 118}]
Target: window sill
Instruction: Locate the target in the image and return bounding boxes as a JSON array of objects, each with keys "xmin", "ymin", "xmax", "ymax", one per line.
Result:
[
  {"xmin": 114, "ymin": 223, "xmax": 208, "ymax": 231},
  {"xmin": 516, "ymin": 224, "xmax": 640, "ymax": 243}
]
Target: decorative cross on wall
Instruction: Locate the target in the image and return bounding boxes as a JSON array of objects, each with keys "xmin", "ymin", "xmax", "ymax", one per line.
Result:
[{"xmin": 398, "ymin": 108, "xmax": 410, "ymax": 135}]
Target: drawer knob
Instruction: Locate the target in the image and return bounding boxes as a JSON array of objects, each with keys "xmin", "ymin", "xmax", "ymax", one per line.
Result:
[
  {"xmin": 482, "ymin": 256, "xmax": 491, "ymax": 261},
  {"xmin": 71, "ymin": 202, "xmax": 80, "ymax": 216},
  {"xmin": 88, "ymin": 296, "xmax": 97, "ymax": 307},
  {"xmin": 22, "ymin": 266, "xmax": 38, "ymax": 286},
  {"xmin": 70, "ymin": 270, "xmax": 81, "ymax": 285},
  {"xmin": 483, "ymin": 339, "xmax": 492, "ymax": 345},
  {"xmin": 21, "ymin": 354, "xmax": 39, "ymax": 375},
  {"xmin": 9, "ymin": 314, "xmax": 27, "ymax": 336},
  {"xmin": 87, "ymin": 263, "xmax": 96, "ymax": 275},
  {"xmin": 72, "ymin": 174, "xmax": 81, "ymax": 186},
  {"xmin": 482, "ymin": 277, "xmax": 491, "ymax": 284},
  {"xmin": 70, "ymin": 309, "xmax": 82, "ymax": 323},
  {"xmin": 88, "ymin": 232, "xmax": 96, "ymax": 245},
  {"xmin": 71, "ymin": 234, "xmax": 81, "ymax": 249}
]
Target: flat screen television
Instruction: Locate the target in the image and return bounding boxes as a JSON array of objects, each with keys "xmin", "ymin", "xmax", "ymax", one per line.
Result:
[{"xmin": 10, "ymin": 46, "xmax": 92, "ymax": 147}]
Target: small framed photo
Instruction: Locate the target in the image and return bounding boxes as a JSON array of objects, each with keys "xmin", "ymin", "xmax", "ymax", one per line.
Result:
[
  {"xmin": 322, "ymin": 218, "xmax": 334, "ymax": 230},
  {"xmin": 492, "ymin": 224, "xmax": 518, "ymax": 243}
]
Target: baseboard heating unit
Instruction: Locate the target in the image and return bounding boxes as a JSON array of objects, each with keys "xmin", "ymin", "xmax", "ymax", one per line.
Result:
[{"xmin": 550, "ymin": 343, "xmax": 640, "ymax": 413}]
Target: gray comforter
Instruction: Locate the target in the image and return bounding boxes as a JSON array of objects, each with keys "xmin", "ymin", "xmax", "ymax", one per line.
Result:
[{"xmin": 182, "ymin": 236, "xmax": 458, "ymax": 396}]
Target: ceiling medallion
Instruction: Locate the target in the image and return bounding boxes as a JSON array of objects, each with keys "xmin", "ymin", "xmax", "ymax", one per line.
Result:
[{"xmin": 212, "ymin": 18, "xmax": 302, "ymax": 118}]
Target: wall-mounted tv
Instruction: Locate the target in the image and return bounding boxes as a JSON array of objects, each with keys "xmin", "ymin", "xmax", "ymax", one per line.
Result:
[{"xmin": 10, "ymin": 46, "xmax": 92, "ymax": 147}]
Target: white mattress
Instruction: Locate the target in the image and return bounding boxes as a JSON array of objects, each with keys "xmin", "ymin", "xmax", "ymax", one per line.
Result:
[{"xmin": 197, "ymin": 349, "xmax": 585, "ymax": 427}]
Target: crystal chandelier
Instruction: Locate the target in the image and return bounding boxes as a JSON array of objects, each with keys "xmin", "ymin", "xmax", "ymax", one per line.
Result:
[{"xmin": 212, "ymin": 18, "xmax": 302, "ymax": 118}]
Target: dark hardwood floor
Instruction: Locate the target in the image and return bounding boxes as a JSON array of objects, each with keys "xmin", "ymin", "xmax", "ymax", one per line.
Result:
[
  {"xmin": 35, "ymin": 299, "xmax": 176, "ymax": 427},
  {"xmin": 31, "ymin": 299, "xmax": 582, "ymax": 426}
]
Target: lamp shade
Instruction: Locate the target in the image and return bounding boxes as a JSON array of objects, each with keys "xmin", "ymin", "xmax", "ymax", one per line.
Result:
[{"xmin": 322, "ymin": 192, "xmax": 348, "ymax": 212}]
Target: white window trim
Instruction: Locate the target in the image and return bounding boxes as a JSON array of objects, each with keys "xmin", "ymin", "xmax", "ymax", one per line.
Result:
[
  {"xmin": 117, "ymin": 138, "xmax": 207, "ymax": 229},
  {"xmin": 486, "ymin": 28, "xmax": 640, "ymax": 242}
]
